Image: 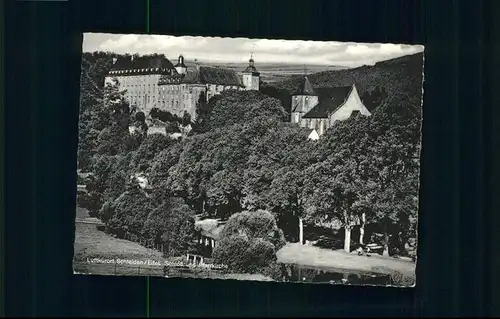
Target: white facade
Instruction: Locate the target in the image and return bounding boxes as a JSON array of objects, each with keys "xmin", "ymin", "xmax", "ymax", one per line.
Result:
[
  {"xmin": 104, "ymin": 73, "xmax": 162, "ymax": 112},
  {"xmin": 329, "ymin": 85, "xmax": 371, "ymax": 125},
  {"xmin": 242, "ymin": 73, "xmax": 259, "ymax": 91},
  {"xmin": 291, "ymin": 83, "xmax": 371, "ymax": 138}
]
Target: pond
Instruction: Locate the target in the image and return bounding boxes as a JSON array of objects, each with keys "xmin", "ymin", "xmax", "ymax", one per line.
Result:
[{"xmin": 280, "ymin": 263, "xmax": 394, "ymax": 286}]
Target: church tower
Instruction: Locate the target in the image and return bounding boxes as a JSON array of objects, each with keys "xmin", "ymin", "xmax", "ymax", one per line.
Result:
[
  {"xmin": 242, "ymin": 54, "xmax": 260, "ymax": 91},
  {"xmin": 290, "ymin": 76, "xmax": 319, "ymax": 124},
  {"xmin": 175, "ymin": 55, "xmax": 187, "ymax": 75}
]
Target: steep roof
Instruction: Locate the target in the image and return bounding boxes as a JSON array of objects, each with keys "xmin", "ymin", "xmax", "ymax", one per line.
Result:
[
  {"xmin": 292, "ymin": 76, "xmax": 317, "ymax": 96},
  {"xmin": 183, "ymin": 66, "xmax": 244, "ymax": 87},
  {"xmin": 109, "ymin": 55, "xmax": 174, "ymax": 73},
  {"xmin": 302, "ymin": 86, "xmax": 353, "ymax": 119}
]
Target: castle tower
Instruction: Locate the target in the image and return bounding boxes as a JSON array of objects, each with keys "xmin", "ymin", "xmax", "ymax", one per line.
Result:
[
  {"xmin": 175, "ymin": 55, "xmax": 187, "ymax": 75},
  {"xmin": 242, "ymin": 53, "xmax": 260, "ymax": 91},
  {"xmin": 290, "ymin": 76, "xmax": 319, "ymax": 124}
]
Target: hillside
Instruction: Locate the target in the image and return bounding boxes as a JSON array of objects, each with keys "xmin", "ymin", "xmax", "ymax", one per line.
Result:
[{"xmin": 268, "ymin": 52, "xmax": 424, "ymax": 113}]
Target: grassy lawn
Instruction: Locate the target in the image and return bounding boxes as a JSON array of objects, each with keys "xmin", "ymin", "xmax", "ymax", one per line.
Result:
[
  {"xmin": 73, "ymin": 220, "xmax": 274, "ymax": 281},
  {"xmin": 73, "ymin": 222, "xmax": 167, "ymax": 261},
  {"xmin": 277, "ymin": 243, "xmax": 416, "ymax": 278}
]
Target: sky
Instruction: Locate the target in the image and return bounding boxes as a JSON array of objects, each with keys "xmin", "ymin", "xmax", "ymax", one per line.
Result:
[{"xmin": 82, "ymin": 33, "xmax": 424, "ymax": 68}]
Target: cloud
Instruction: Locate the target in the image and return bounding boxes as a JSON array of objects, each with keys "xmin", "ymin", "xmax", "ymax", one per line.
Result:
[{"xmin": 82, "ymin": 33, "xmax": 424, "ymax": 67}]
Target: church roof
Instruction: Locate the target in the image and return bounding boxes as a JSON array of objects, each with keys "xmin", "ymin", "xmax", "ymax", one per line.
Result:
[
  {"xmin": 183, "ymin": 66, "xmax": 245, "ymax": 87},
  {"xmin": 292, "ymin": 76, "xmax": 317, "ymax": 96},
  {"xmin": 302, "ymin": 86, "xmax": 353, "ymax": 119}
]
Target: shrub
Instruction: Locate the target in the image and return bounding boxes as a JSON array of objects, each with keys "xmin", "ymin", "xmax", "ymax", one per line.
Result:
[{"xmin": 213, "ymin": 210, "xmax": 285, "ymax": 277}]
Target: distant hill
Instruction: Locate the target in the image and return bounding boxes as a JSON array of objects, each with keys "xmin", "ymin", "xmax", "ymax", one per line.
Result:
[
  {"xmin": 184, "ymin": 60, "xmax": 346, "ymax": 83},
  {"xmin": 267, "ymin": 52, "xmax": 424, "ymax": 114}
]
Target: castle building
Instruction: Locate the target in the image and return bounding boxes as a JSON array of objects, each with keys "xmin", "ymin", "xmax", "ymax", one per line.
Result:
[
  {"xmin": 290, "ymin": 76, "xmax": 371, "ymax": 137},
  {"xmin": 104, "ymin": 54, "xmax": 260, "ymax": 122}
]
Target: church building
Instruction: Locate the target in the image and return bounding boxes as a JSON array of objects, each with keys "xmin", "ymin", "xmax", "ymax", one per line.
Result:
[
  {"xmin": 290, "ymin": 76, "xmax": 371, "ymax": 137},
  {"xmin": 105, "ymin": 54, "xmax": 260, "ymax": 122}
]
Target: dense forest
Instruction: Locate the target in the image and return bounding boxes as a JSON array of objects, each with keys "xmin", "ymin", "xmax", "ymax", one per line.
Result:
[{"xmin": 77, "ymin": 51, "xmax": 423, "ymax": 278}]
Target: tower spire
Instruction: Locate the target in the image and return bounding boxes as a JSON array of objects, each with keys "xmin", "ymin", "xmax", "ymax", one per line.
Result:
[{"xmin": 249, "ymin": 52, "xmax": 254, "ymax": 67}]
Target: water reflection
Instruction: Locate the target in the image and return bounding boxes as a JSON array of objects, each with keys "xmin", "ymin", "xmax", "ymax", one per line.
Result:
[{"xmin": 281, "ymin": 263, "xmax": 392, "ymax": 285}]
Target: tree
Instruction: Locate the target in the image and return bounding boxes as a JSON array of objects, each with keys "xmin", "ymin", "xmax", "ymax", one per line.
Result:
[
  {"xmin": 360, "ymin": 129, "xmax": 420, "ymax": 256},
  {"xmin": 306, "ymin": 92, "xmax": 421, "ymax": 256},
  {"xmin": 77, "ymin": 60, "xmax": 113, "ymax": 171},
  {"xmin": 150, "ymin": 108, "xmax": 182, "ymax": 125},
  {"xmin": 242, "ymin": 122, "xmax": 313, "ymax": 243},
  {"xmin": 106, "ymin": 183, "xmax": 154, "ymax": 240},
  {"xmin": 202, "ymin": 91, "xmax": 287, "ymax": 131},
  {"xmin": 141, "ymin": 197, "xmax": 197, "ymax": 256},
  {"xmin": 103, "ymin": 155, "xmax": 132, "ymax": 202},
  {"xmin": 357, "ymin": 93, "xmax": 421, "ymax": 256},
  {"xmin": 361, "ymin": 86, "xmax": 389, "ymax": 112},
  {"xmin": 213, "ymin": 210, "xmax": 285, "ymax": 278},
  {"xmin": 79, "ymin": 155, "xmax": 117, "ymax": 217},
  {"xmin": 259, "ymin": 82, "xmax": 293, "ymax": 118},
  {"xmin": 192, "ymin": 91, "xmax": 211, "ymax": 133},
  {"xmin": 148, "ymin": 141, "xmax": 185, "ymax": 199},
  {"xmin": 166, "ymin": 132, "xmax": 218, "ymax": 213},
  {"xmin": 304, "ymin": 157, "xmax": 361, "ymax": 253},
  {"xmin": 81, "ymin": 79, "xmax": 133, "ymax": 158},
  {"xmin": 181, "ymin": 111, "xmax": 192, "ymax": 127},
  {"xmin": 130, "ymin": 133, "xmax": 172, "ymax": 173}
]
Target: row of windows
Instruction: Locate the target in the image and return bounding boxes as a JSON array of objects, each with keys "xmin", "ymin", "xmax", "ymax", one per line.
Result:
[
  {"xmin": 128, "ymin": 92, "xmax": 191, "ymax": 101},
  {"xmin": 124, "ymin": 83, "xmax": 188, "ymax": 90},
  {"xmin": 159, "ymin": 94, "xmax": 191, "ymax": 100},
  {"xmin": 119, "ymin": 75, "xmax": 157, "ymax": 83},
  {"xmin": 129, "ymin": 95, "xmax": 187, "ymax": 108}
]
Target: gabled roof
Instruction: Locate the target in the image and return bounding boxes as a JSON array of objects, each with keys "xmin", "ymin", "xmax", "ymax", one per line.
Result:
[
  {"xmin": 302, "ymin": 86, "xmax": 353, "ymax": 119},
  {"xmin": 292, "ymin": 76, "xmax": 317, "ymax": 96},
  {"xmin": 183, "ymin": 66, "xmax": 244, "ymax": 87}
]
